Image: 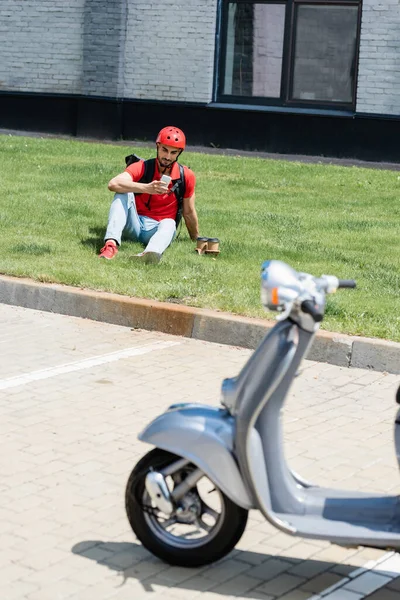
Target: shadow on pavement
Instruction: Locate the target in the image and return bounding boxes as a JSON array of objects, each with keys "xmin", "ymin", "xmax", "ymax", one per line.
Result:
[{"xmin": 72, "ymin": 539, "xmax": 358, "ymax": 597}]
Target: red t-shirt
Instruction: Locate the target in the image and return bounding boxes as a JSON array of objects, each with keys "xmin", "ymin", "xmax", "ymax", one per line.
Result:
[{"xmin": 125, "ymin": 160, "xmax": 196, "ymax": 221}]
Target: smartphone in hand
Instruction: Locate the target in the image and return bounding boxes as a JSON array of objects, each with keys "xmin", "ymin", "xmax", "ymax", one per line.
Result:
[{"xmin": 160, "ymin": 175, "xmax": 172, "ymax": 185}]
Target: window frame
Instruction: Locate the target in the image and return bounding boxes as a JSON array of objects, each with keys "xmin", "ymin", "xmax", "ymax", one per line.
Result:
[{"xmin": 215, "ymin": 0, "xmax": 362, "ymax": 111}]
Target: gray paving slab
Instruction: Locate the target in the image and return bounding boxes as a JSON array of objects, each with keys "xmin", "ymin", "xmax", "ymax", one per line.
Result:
[{"xmin": 1, "ymin": 303, "xmax": 400, "ymax": 600}]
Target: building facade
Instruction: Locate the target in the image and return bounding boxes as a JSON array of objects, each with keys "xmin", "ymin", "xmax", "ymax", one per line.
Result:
[{"xmin": 0, "ymin": 0, "xmax": 399, "ymax": 161}]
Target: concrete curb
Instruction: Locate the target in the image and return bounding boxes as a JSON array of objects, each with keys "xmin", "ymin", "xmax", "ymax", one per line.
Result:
[{"xmin": 1, "ymin": 274, "xmax": 399, "ymax": 374}]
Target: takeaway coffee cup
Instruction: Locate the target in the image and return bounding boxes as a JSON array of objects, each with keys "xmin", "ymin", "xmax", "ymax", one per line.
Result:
[
  {"xmin": 196, "ymin": 237, "xmax": 208, "ymax": 253},
  {"xmin": 206, "ymin": 238, "xmax": 220, "ymax": 253}
]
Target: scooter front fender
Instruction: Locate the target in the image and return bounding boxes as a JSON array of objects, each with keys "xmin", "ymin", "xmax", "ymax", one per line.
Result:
[{"xmin": 138, "ymin": 403, "xmax": 254, "ymax": 510}]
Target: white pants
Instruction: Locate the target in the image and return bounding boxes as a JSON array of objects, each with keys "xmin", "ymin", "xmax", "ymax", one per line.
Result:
[{"xmin": 104, "ymin": 193, "xmax": 176, "ymax": 254}]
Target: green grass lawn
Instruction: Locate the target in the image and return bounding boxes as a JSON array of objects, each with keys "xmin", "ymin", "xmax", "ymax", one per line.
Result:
[{"xmin": 1, "ymin": 134, "xmax": 399, "ymax": 342}]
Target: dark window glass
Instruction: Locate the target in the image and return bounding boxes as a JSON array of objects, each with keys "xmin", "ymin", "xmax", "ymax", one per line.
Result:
[
  {"xmin": 292, "ymin": 5, "xmax": 358, "ymax": 103},
  {"xmin": 224, "ymin": 3, "xmax": 285, "ymax": 98},
  {"xmin": 223, "ymin": 3, "xmax": 254, "ymax": 96}
]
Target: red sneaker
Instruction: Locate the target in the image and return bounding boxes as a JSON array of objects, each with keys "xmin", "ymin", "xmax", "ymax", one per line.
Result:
[{"xmin": 99, "ymin": 240, "xmax": 118, "ymax": 260}]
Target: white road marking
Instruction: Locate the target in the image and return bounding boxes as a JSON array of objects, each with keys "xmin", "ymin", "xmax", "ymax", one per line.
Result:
[
  {"xmin": 311, "ymin": 551, "xmax": 400, "ymax": 599},
  {"xmin": 0, "ymin": 340, "xmax": 180, "ymax": 390}
]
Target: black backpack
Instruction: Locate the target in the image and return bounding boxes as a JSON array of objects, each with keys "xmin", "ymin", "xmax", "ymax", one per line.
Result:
[{"xmin": 125, "ymin": 154, "xmax": 186, "ymax": 228}]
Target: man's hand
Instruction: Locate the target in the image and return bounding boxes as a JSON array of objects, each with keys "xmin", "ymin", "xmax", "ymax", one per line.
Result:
[{"xmin": 146, "ymin": 180, "xmax": 169, "ymax": 194}]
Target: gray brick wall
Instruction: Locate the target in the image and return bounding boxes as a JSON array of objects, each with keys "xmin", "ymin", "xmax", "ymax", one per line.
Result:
[
  {"xmin": 123, "ymin": 0, "xmax": 217, "ymax": 102},
  {"xmin": 0, "ymin": 0, "xmax": 217, "ymax": 102},
  {"xmin": 0, "ymin": 0, "xmax": 85, "ymax": 94},
  {"xmin": 356, "ymin": 0, "xmax": 400, "ymax": 115},
  {"xmin": 82, "ymin": 0, "xmax": 127, "ymax": 97},
  {"xmin": 0, "ymin": 0, "xmax": 128, "ymax": 97}
]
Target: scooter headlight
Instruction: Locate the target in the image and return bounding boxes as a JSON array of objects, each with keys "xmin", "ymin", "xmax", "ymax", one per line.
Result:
[{"xmin": 261, "ymin": 260, "xmax": 303, "ymax": 311}]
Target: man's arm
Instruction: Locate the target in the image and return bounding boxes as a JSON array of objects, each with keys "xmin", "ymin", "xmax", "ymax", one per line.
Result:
[
  {"xmin": 108, "ymin": 172, "xmax": 167, "ymax": 194},
  {"xmin": 182, "ymin": 193, "xmax": 199, "ymax": 241}
]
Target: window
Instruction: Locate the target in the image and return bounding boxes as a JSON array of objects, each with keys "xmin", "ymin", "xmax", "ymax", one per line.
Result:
[{"xmin": 217, "ymin": 0, "xmax": 361, "ymax": 110}]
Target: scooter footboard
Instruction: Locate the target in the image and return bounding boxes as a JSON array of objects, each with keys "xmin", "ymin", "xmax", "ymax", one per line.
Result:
[{"xmin": 138, "ymin": 404, "xmax": 254, "ymax": 510}]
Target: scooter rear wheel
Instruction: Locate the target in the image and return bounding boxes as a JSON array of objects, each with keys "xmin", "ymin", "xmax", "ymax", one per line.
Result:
[{"xmin": 125, "ymin": 448, "xmax": 248, "ymax": 567}]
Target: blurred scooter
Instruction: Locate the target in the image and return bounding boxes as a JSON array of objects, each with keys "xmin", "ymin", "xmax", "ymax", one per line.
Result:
[{"xmin": 125, "ymin": 260, "xmax": 400, "ymax": 567}]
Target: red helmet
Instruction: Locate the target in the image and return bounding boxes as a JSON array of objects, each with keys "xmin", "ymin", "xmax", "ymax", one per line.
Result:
[{"xmin": 156, "ymin": 126, "xmax": 186, "ymax": 150}]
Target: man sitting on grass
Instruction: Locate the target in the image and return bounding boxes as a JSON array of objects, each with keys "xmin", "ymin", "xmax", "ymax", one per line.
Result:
[{"xmin": 99, "ymin": 126, "xmax": 199, "ymax": 264}]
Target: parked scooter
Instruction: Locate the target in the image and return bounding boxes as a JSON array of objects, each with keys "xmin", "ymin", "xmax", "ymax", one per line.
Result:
[{"xmin": 125, "ymin": 260, "xmax": 399, "ymax": 567}]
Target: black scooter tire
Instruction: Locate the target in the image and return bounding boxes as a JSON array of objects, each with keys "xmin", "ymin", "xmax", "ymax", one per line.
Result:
[{"xmin": 125, "ymin": 448, "xmax": 248, "ymax": 567}]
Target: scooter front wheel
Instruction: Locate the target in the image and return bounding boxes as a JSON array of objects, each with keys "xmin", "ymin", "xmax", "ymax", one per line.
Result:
[{"xmin": 125, "ymin": 448, "xmax": 248, "ymax": 567}]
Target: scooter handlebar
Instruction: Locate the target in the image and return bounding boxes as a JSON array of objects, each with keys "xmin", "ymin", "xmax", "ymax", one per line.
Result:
[
  {"xmin": 260, "ymin": 261, "xmax": 356, "ymax": 314},
  {"xmin": 337, "ymin": 280, "xmax": 356, "ymax": 289},
  {"xmin": 300, "ymin": 300, "xmax": 324, "ymax": 322}
]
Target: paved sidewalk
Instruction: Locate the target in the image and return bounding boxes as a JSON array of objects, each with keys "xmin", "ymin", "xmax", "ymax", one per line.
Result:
[
  {"xmin": 1, "ymin": 275, "xmax": 400, "ymax": 374},
  {"xmin": 1, "ymin": 303, "xmax": 400, "ymax": 600}
]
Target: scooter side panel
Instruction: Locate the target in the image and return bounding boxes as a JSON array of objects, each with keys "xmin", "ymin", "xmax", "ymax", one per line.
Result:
[{"xmin": 138, "ymin": 404, "xmax": 254, "ymax": 510}]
